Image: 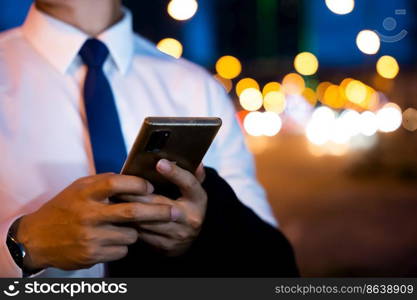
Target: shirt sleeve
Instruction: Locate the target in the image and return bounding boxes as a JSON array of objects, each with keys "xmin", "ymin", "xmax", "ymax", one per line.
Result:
[
  {"xmin": 205, "ymin": 79, "xmax": 278, "ymax": 227},
  {"xmin": 0, "ymin": 216, "xmax": 24, "ymax": 278}
]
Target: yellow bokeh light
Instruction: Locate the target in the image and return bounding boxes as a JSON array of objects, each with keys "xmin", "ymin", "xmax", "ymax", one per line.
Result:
[
  {"xmin": 356, "ymin": 30, "xmax": 380, "ymax": 55},
  {"xmin": 156, "ymin": 38, "xmax": 183, "ymax": 58},
  {"xmin": 323, "ymin": 84, "xmax": 345, "ymax": 109},
  {"xmin": 262, "ymin": 82, "xmax": 281, "ymax": 97},
  {"xmin": 376, "ymin": 55, "xmax": 399, "ymax": 79},
  {"xmin": 316, "ymin": 82, "xmax": 332, "ymax": 103},
  {"xmin": 357, "ymin": 86, "xmax": 378, "ymax": 110},
  {"xmin": 294, "ymin": 52, "xmax": 319, "ymax": 76},
  {"xmin": 215, "ymin": 55, "xmax": 242, "ymax": 79},
  {"xmin": 282, "ymin": 73, "xmax": 305, "ymax": 95},
  {"xmin": 263, "ymin": 91, "xmax": 286, "ymax": 114},
  {"xmin": 345, "ymin": 80, "xmax": 367, "ymax": 105},
  {"xmin": 302, "ymin": 88, "xmax": 317, "ymax": 106},
  {"xmin": 167, "ymin": 0, "xmax": 198, "ymax": 21},
  {"xmin": 213, "ymin": 74, "xmax": 233, "ymax": 93},
  {"xmin": 239, "ymin": 88, "xmax": 263, "ymax": 111},
  {"xmin": 236, "ymin": 78, "xmax": 260, "ymax": 96},
  {"xmin": 340, "ymin": 78, "xmax": 354, "ymax": 90}
]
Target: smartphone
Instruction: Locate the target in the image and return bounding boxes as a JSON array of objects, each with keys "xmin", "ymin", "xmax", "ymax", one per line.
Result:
[{"xmin": 120, "ymin": 117, "xmax": 222, "ymax": 198}]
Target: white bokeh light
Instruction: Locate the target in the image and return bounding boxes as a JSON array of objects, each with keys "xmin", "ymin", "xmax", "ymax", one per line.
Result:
[
  {"xmin": 376, "ymin": 104, "xmax": 403, "ymax": 133},
  {"xmin": 330, "ymin": 118, "xmax": 351, "ymax": 144},
  {"xmin": 167, "ymin": 0, "xmax": 198, "ymax": 21},
  {"xmin": 359, "ymin": 111, "xmax": 378, "ymax": 136},
  {"xmin": 306, "ymin": 107, "xmax": 337, "ymax": 145},
  {"xmin": 325, "ymin": 0, "xmax": 355, "ymax": 15},
  {"xmin": 339, "ymin": 109, "xmax": 361, "ymax": 137},
  {"xmin": 263, "ymin": 112, "xmax": 282, "ymax": 136},
  {"xmin": 356, "ymin": 30, "xmax": 381, "ymax": 55},
  {"xmin": 243, "ymin": 112, "xmax": 264, "ymax": 136},
  {"xmin": 239, "ymin": 88, "xmax": 263, "ymax": 111}
]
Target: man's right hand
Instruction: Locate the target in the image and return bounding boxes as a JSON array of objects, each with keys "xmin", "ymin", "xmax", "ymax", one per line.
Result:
[{"xmin": 15, "ymin": 173, "xmax": 173, "ymax": 271}]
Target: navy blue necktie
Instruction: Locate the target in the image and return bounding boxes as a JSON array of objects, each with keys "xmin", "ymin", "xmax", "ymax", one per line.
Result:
[{"xmin": 79, "ymin": 39, "xmax": 127, "ymax": 174}]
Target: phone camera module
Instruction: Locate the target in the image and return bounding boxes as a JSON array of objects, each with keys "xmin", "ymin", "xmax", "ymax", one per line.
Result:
[{"xmin": 145, "ymin": 130, "xmax": 170, "ymax": 152}]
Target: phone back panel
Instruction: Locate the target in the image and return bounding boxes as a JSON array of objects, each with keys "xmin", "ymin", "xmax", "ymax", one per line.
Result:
[{"xmin": 121, "ymin": 117, "xmax": 222, "ymax": 197}]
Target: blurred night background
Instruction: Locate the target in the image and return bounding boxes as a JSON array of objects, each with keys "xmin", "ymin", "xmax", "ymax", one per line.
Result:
[{"xmin": 2, "ymin": 0, "xmax": 417, "ymax": 277}]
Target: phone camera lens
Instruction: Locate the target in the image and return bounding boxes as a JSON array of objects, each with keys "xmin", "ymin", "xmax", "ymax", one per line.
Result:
[{"xmin": 145, "ymin": 130, "xmax": 170, "ymax": 152}]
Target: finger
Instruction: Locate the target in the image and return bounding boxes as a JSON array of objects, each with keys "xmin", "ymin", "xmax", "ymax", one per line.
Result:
[
  {"xmin": 100, "ymin": 246, "xmax": 129, "ymax": 262},
  {"xmin": 98, "ymin": 202, "xmax": 173, "ymax": 223},
  {"xmin": 116, "ymin": 194, "xmax": 174, "ymax": 206},
  {"xmin": 195, "ymin": 163, "xmax": 206, "ymax": 183},
  {"xmin": 98, "ymin": 225, "xmax": 139, "ymax": 246},
  {"xmin": 137, "ymin": 231, "xmax": 174, "ymax": 252},
  {"xmin": 138, "ymin": 222, "xmax": 185, "ymax": 238},
  {"xmin": 115, "ymin": 195, "xmax": 185, "ymax": 223},
  {"xmin": 90, "ymin": 174, "xmax": 154, "ymax": 200},
  {"xmin": 156, "ymin": 159, "xmax": 205, "ymax": 201}
]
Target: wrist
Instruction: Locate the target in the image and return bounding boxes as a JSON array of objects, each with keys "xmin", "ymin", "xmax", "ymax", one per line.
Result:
[{"xmin": 14, "ymin": 215, "xmax": 48, "ymax": 272}]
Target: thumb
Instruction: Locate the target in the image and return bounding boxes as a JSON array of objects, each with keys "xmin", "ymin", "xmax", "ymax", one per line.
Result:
[{"xmin": 195, "ymin": 163, "xmax": 206, "ymax": 183}]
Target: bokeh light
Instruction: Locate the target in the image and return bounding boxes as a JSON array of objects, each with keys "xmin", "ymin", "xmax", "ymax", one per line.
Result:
[
  {"xmin": 359, "ymin": 111, "xmax": 378, "ymax": 136},
  {"xmin": 282, "ymin": 73, "xmax": 305, "ymax": 95},
  {"xmin": 263, "ymin": 91, "xmax": 286, "ymax": 114},
  {"xmin": 316, "ymin": 82, "xmax": 332, "ymax": 103},
  {"xmin": 236, "ymin": 78, "xmax": 260, "ymax": 96},
  {"xmin": 376, "ymin": 103, "xmax": 403, "ymax": 133},
  {"xmin": 239, "ymin": 88, "xmax": 263, "ymax": 111},
  {"xmin": 345, "ymin": 80, "xmax": 367, "ymax": 105},
  {"xmin": 263, "ymin": 112, "xmax": 282, "ymax": 136},
  {"xmin": 262, "ymin": 82, "xmax": 281, "ymax": 97},
  {"xmin": 306, "ymin": 106, "xmax": 336, "ymax": 145},
  {"xmin": 376, "ymin": 56, "xmax": 400, "ymax": 79},
  {"xmin": 325, "ymin": 0, "xmax": 355, "ymax": 15},
  {"xmin": 243, "ymin": 111, "xmax": 264, "ymax": 136},
  {"xmin": 215, "ymin": 55, "xmax": 242, "ymax": 79},
  {"xmin": 167, "ymin": 0, "xmax": 198, "ymax": 21},
  {"xmin": 340, "ymin": 78, "xmax": 354, "ymax": 90},
  {"xmin": 302, "ymin": 88, "xmax": 318, "ymax": 106},
  {"xmin": 156, "ymin": 38, "xmax": 183, "ymax": 58},
  {"xmin": 243, "ymin": 111, "xmax": 282, "ymax": 137},
  {"xmin": 356, "ymin": 30, "xmax": 381, "ymax": 55},
  {"xmin": 323, "ymin": 84, "xmax": 345, "ymax": 109},
  {"xmin": 294, "ymin": 52, "xmax": 319, "ymax": 76},
  {"xmin": 339, "ymin": 109, "xmax": 361, "ymax": 137},
  {"xmin": 402, "ymin": 108, "xmax": 417, "ymax": 132}
]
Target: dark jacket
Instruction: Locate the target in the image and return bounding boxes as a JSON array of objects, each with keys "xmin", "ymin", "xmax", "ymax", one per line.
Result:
[{"xmin": 108, "ymin": 168, "xmax": 299, "ymax": 277}]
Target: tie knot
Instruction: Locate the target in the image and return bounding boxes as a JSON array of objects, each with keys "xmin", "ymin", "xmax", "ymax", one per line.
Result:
[{"xmin": 79, "ymin": 39, "xmax": 109, "ymax": 68}]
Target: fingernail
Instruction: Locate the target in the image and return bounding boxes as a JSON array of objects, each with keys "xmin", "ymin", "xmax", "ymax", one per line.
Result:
[
  {"xmin": 146, "ymin": 181, "xmax": 154, "ymax": 194},
  {"xmin": 157, "ymin": 159, "xmax": 171, "ymax": 173},
  {"xmin": 170, "ymin": 206, "xmax": 181, "ymax": 221}
]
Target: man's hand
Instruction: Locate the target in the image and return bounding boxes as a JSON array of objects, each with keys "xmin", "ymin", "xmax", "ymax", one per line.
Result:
[
  {"xmin": 16, "ymin": 173, "xmax": 174, "ymax": 271},
  {"xmin": 119, "ymin": 159, "xmax": 208, "ymax": 256}
]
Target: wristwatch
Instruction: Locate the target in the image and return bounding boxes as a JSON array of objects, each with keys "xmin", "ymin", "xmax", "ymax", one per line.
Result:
[
  {"xmin": 6, "ymin": 233, "xmax": 26, "ymax": 270},
  {"xmin": 6, "ymin": 219, "xmax": 38, "ymax": 277}
]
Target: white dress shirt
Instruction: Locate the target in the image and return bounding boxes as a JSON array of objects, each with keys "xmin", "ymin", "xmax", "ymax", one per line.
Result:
[{"xmin": 0, "ymin": 5, "xmax": 277, "ymax": 278}]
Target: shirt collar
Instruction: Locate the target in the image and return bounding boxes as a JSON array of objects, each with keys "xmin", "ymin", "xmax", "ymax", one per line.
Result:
[{"xmin": 21, "ymin": 5, "xmax": 135, "ymax": 75}]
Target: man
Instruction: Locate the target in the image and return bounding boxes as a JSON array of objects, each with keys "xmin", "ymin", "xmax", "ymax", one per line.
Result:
[{"xmin": 0, "ymin": 0, "xmax": 295, "ymax": 277}]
